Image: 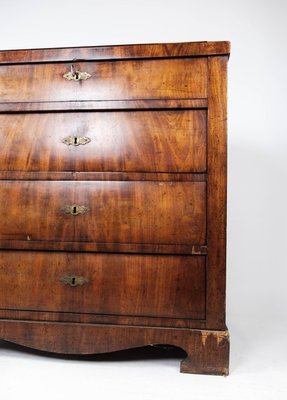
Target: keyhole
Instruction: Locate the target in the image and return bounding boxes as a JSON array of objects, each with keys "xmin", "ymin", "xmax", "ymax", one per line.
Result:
[
  {"xmin": 74, "ymin": 137, "xmax": 78, "ymax": 145},
  {"xmin": 72, "ymin": 206, "xmax": 78, "ymax": 214},
  {"xmin": 71, "ymin": 277, "xmax": 76, "ymax": 285},
  {"xmin": 74, "ymin": 71, "xmax": 80, "ymax": 80}
]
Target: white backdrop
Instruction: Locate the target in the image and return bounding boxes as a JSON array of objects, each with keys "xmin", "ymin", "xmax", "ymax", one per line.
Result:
[{"xmin": 0, "ymin": 1, "xmax": 286, "ymax": 399}]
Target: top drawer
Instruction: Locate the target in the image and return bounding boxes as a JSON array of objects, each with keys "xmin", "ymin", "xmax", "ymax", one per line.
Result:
[{"xmin": 0, "ymin": 58, "xmax": 207, "ymax": 103}]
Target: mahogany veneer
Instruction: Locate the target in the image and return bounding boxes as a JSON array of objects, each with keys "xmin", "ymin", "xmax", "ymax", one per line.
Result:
[
  {"xmin": 0, "ymin": 252, "xmax": 206, "ymax": 320},
  {"xmin": 0, "ymin": 58, "xmax": 207, "ymax": 102},
  {"xmin": 0, "ymin": 41, "xmax": 230, "ymax": 375},
  {"xmin": 0, "ymin": 110, "xmax": 207, "ymax": 172},
  {"xmin": 0, "ymin": 181, "xmax": 206, "ymax": 245}
]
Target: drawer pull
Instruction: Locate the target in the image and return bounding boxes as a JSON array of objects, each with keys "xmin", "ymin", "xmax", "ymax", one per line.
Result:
[
  {"xmin": 60, "ymin": 275, "xmax": 89, "ymax": 287},
  {"xmin": 63, "ymin": 65, "xmax": 91, "ymax": 81},
  {"xmin": 62, "ymin": 204, "xmax": 89, "ymax": 216},
  {"xmin": 62, "ymin": 136, "xmax": 91, "ymax": 146}
]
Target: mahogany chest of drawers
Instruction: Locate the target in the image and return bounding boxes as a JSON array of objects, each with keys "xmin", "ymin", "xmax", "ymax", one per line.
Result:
[{"xmin": 0, "ymin": 41, "xmax": 230, "ymax": 375}]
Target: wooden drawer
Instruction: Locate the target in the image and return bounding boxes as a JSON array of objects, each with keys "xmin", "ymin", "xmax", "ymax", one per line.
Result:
[
  {"xmin": 0, "ymin": 58, "xmax": 207, "ymax": 103},
  {"xmin": 0, "ymin": 251, "xmax": 206, "ymax": 320},
  {"xmin": 0, "ymin": 181, "xmax": 206, "ymax": 246},
  {"xmin": 0, "ymin": 110, "xmax": 206, "ymax": 173}
]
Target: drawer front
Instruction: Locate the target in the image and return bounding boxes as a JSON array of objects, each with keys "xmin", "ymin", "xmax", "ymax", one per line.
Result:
[
  {"xmin": 0, "ymin": 181, "xmax": 206, "ymax": 245},
  {"xmin": 0, "ymin": 58, "xmax": 207, "ymax": 103},
  {"xmin": 0, "ymin": 110, "xmax": 206, "ymax": 173},
  {"xmin": 0, "ymin": 251, "xmax": 206, "ymax": 320}
]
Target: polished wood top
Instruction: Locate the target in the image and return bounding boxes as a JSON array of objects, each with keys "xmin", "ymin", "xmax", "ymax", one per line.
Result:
[{"xmin": 0, "ymin": 41, "xmax": 231, "ymax": 64}]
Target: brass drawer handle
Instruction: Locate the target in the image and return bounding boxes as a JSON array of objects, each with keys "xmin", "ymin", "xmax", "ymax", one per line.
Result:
[
  {"xmin": 62, "ymin": 136, "xmax": 91, "ymax": 146},
  {"xmin": 63, "ymin": 65, "xmax": 91, "ymax": 81},
  {"xmin": 61, "ymin": 204, "xmax": 89, "ymax": 216},
  {"xmin": 60, "ymin": 275, "xmax": 89, "ymax": 287}
]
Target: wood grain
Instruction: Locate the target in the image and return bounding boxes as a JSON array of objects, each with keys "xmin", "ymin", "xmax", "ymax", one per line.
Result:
[
  {"xmin": 0, "ymin": 58, "xmax": 207, "ymax": 103},
  {"xmin": 0, "ymin": 171, "xmax": 207, "ymax": 182},
  {"xmin": 0, "ymin": 99, "xmax": 207, "ymax": 112},
  {"xmin": 206, "ymin": 56, "xmax": 228, "ymax": 329},
  {"xmin": 0, "ymin": 252, "xmax": 206, "ymax": 320},
  {"xmin": 0, "ymin": 181, "xmax": 206, "ymax": 246},
  {"xmin": 0, "ymin": 41, "xmax": 230, "ymax": 64},
  {"xmin": 0, "ymin": 308, "xmax": 208, "ymax": 329},
  {"xmin": 0, "ymin": 110, "xmax": 207, "ymax": 173},
  {"xmin": 0, "ymin": 41, "xmax": 230, "ymax": 375},
  {"xmin": 0, "ymin": 320, "xmax": 230, "ymax": 375},
  {"xmin": 0, "ymin": 241, "xmax": 207, "ymax": 255}
]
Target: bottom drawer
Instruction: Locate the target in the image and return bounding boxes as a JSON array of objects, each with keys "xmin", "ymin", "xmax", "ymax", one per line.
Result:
[{"xmin": 0, "ymin": 251, "xmax": 206, "ymax": 320}]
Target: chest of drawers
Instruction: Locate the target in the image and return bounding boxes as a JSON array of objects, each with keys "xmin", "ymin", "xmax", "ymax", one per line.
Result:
[{"xmin": 0, "ymin": 41, "xmax": 230, "ymax": 375}]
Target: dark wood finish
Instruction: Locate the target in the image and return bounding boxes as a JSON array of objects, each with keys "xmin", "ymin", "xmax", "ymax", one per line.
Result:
[
  {"xmin": 0, "ymin": 320, "xmax": 230, "ymax": 375},
  {"xmin": 0, "ymin": 98, "xmax": 207, "ymax": 112},
  {"xmin": 0, "ymin": 58, "xmax": 207, "ymax": 103},
  {"xmin": 0, "ymin": 241, "xmax": 207, "ymax": 255},
  {"xmin": 0, "ymin": 251, "xmax": 206, "ymax": 320},
  {"xmin": 0, "ymin": 308, "xmax": 208, "ymax": 329},
  {"xmin": 206, "ymin": 56, "xmax": 228, "ymax": 329},
  {"xmin": 0, "ymin": 41, "xmax": 230, "ymax": 375},
  {"xmin": 0, "ymin": 41, "xmax": 230, "ymax": 64},
  {"xmin": 0, "ymin": 110, "xmax": 206, "ymax": 173},
  {"xmin": 0, "ymin": 171, "xmax": 207, "ymax": 182},
  {"xmin": 0, "ymin": 181, "xmax": 206, "ymax": 246}
]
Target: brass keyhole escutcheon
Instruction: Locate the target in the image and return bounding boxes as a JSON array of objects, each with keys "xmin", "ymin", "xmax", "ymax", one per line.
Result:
[
  {"xmin": 63, "ymin": 64, "xmax": 92, "ymax": 81},
  {"xmin": 61, "ymin": 204, "xmax": 89, "ymax": 216},
  {"xmin": 62, "ymin": 136, "xmax": 91, "ymax": 146},
  {"xmin": 60, "ymin": 275, "xmax": 89, "ymax": 287}
]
